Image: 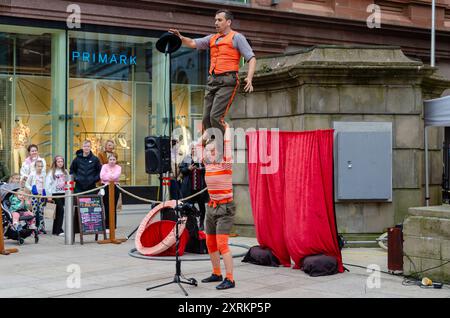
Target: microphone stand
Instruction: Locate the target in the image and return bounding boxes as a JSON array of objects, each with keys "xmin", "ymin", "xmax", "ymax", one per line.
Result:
[{"xmin": 145, "ymin": 40, "xmax": 197, "ymax": 296}]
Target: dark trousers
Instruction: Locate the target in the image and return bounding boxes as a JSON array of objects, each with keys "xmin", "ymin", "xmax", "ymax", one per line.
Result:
[
  {"xmin": 203, "ymin": 73, "xmax": 239, "ymax": 140},
  {"xmin": 103, "ymin": 184, "xmax": 119, "ymax": 230},
  {"xmin": 52, "ymin": 194, "xmax": 65, "ymax": 235},
  {"xmin": 169, "ymin": 178, "xmax": 182, "ymax": 200}
]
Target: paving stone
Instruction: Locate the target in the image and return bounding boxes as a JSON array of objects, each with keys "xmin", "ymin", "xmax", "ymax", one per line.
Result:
[{"xmin": 1, "ymin": 221, "xmax": 449, "ymax": 298}]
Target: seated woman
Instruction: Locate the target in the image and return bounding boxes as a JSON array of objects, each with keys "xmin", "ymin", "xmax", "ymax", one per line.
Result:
[{"xmin": 9, "ymin": 188, "xmax": 36, "ymax": 231}]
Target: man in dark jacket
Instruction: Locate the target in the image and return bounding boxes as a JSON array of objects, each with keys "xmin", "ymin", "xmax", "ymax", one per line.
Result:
[
  {"xmin": 179, "ymin": 147, "xmax": 208, "ymax": 230},
  {"xmin": 70, "ymin": 140, "xmax": 102, "ymax": 192},
  {"xmin": 69, "ymin": 140, "xmax": 102, "ymax": 233}
]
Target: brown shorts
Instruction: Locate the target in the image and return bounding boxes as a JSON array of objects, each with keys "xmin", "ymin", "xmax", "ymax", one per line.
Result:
[{"xmin": 205, "ymin": 201, "xmax": 236, "ymax": 235}]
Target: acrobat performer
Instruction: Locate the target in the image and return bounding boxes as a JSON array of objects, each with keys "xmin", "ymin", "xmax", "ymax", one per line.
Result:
[
  {"xmin": 170, "ymin": 9, "xmax": 256, "ymax": 145},
  {"xmin": 196, "ymin": 125, "xmax": 236, "ymax": 290}
]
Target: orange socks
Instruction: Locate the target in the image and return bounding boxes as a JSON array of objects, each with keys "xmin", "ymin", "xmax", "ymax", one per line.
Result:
[{"xmin": 207, "ymin": 234, "xmax": 233, "ymax": 281}]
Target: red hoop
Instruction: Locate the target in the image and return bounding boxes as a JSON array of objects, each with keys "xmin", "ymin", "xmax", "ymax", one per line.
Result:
[{"xmin": 135, "ymin": 200, "xmax": 187, "ymax": 256}]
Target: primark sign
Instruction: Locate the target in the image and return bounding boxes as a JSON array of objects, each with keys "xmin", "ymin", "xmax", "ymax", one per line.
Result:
[{"xmin": 71, "ymin": 51, "xmax": 137, "ymax": 65}]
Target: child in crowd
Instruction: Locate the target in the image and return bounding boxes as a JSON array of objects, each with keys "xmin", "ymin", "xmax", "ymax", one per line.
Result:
[
  {"xmin": 46, "ymin": 155, "xmax": 68, "ymax": 236},
  {"xmin": 25, "ymin": 159, "xmax": 47, "ymax": 234},
  {"xmin": 8, "ymin": 173, "xmax": 21, "ymax": 185},
  {"xmin": 100, "ymin": 154, "xmax": 121, "ymax": 231},
  {"xmin": 8, "ymin": 173, "xmax": 26, "ymax": 188},
  {"xmin": 9, "ymin": 188, "xmax": 36, "ymax": 231}
]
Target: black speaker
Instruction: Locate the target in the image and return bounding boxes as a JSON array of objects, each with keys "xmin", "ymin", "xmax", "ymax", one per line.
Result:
[{"xmin": 145, "ymin": 136, "xmax": 171, "ymax": 174}]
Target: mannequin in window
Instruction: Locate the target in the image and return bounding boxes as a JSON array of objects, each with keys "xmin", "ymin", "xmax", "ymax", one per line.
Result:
[{"xmin": 12, "ymin": 116, "xmax": 30, "ymax": 173}]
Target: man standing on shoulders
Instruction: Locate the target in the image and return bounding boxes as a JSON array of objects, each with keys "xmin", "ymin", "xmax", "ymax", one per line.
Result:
[{"xmin": 170, "ymin": 9, "xmax": 256, "ymax": 148}]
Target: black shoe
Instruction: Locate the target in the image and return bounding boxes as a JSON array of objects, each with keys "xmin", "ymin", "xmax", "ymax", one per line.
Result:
[
  {"xmin": 216, "ymin": 278, "xmax": 235, "ymax": 290},
  {"xmin": 201, "ymin": 274, "xmax": 223, "ymax": 283}
]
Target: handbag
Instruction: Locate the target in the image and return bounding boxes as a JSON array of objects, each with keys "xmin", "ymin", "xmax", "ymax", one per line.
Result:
[{"xmin": 44, "ymin": 202, "xmax": 57, "ymax": 219}]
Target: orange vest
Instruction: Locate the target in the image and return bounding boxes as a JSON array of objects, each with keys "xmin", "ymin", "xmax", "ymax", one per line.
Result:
[{"xmin": 209, "ymin": 31, "xmax": 241, "ymax": 75}]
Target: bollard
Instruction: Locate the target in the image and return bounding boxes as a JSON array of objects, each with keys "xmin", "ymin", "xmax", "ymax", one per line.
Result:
[
  {"xmin": 98, "ymin": 181, "xmax": 126, "ymax": 245},
  {"xmin": 65, "ymin": 175, "xmax": 75, "ymax": 245},
  {"xmin": 109, "ymin": 181, "xmax": 116, "ymax": 241},
  {"xmin": 0, "ymin": 197, "xmax": 19, "ymax": 255}
]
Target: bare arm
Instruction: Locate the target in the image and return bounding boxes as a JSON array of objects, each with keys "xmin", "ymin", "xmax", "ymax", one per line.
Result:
[
  {"xmin": 244, "ymin": 57, "xmax": 256, "ymax": 93},
  {"xmin": 169, "ymin": 29, "xmax": 196, "ymax": 49}
]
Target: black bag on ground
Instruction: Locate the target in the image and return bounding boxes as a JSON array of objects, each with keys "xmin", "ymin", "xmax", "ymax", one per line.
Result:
[
  {"xmin": 184, "ymin": 213, "xmax": 208, "ymax": 254},
  {"xmin": 242, "ymin": 245, "xmax": 280, "ymax": 267},
  {"xmin": 301, "ymin": 254, "xmax": 338, "ymax": 277}
]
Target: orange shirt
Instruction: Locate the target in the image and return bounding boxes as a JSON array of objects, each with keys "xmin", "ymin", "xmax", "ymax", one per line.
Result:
[{"xmin": 200, "ymin": 128, "xmax": 233, "ymax": 205}]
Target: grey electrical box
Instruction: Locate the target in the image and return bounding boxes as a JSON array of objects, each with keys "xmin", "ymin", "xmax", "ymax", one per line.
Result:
[{"xmin": 334, "ymin": 122, "xmax": 392, "ymax": 201}]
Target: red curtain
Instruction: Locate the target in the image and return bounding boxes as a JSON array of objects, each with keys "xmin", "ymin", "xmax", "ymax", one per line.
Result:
[
  {"xmin": 247, "ymin": 130, "xmax": 290, "ymax": 266},
  {"xmin": 247, "ymin": 130, "xmax": 343, "ymax": 272}
]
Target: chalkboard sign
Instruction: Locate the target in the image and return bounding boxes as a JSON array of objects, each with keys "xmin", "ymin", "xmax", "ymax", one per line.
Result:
[{"xmin": 76, "ymin": 195, "xmax": 106, "ymax": 244}]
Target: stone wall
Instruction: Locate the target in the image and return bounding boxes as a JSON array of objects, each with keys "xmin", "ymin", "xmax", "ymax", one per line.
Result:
[
  {"xmin": 403, "ymin": 206, "xmax": 450, "ymax": 282},
  {"xmin": 230, "ymin": 46, "xmax": 450, "ymax": 236}
]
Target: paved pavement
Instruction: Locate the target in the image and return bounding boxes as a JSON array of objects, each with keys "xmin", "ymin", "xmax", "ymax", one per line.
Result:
[{"xmin": 1, "ymin": 208, "xmax": 449, "ymax": 298}]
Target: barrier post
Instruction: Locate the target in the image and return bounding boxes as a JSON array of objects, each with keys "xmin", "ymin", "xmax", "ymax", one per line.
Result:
[
  {"xmin": 109, "ymin": 181, "xmax": 116, "ymax": 241},
  {"xmin": 0, "ymin": 197, "xmax": 19, "ymax": 255},
  {"xmin": 65, "ymin": 175, "xmax": 75, "ymax": 245},
  {"xmin": 98, "ymin": 182, "xmax": 126, "ymax": 245}
]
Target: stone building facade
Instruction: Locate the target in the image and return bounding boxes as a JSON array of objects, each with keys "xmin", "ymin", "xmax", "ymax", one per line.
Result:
[
  {"xmin": 2, "ymin": 0, "xmax": 450, "ymax": 76},
  {"xmin": 231, "ymin": 45, "xmax": 450, "ymax": 235},
  {"xmin": 2, "ymin": 0, "xmax": 450, "ymax": 235}
]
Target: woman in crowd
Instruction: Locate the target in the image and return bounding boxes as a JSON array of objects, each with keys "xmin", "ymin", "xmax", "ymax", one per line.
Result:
[
  {"xmin": 98, "ymin": 139, "xmax": 118, "ymax": 165},
  {"xmin": 179, "ymin": 144, "xmax": 208, "ymax": 230},
  {"xmin": 100, "ymin": 154, "xmax": 121, "ymax": 232},
  {"xmin": 25, "ymin": 159, "xmax": 47, "ymax": 234},
  {"xmin": 46, "ymin": 155, "xmax": 69, "ymax": 236},
  {"xmin": 20, "ymin": 144, "xmax": 46, "ymax": 182}
]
